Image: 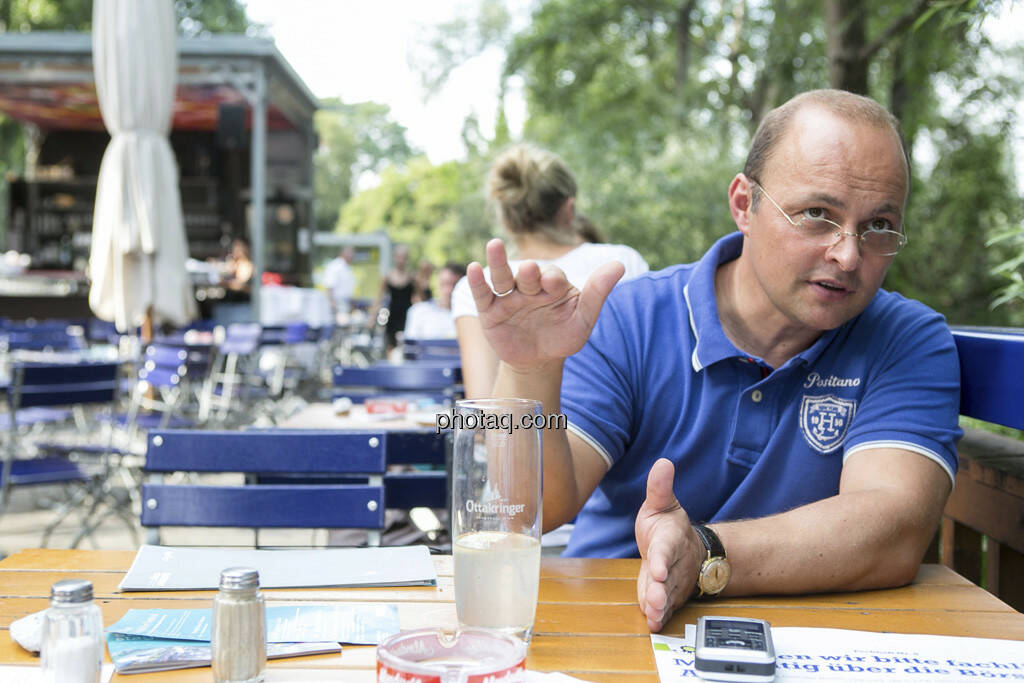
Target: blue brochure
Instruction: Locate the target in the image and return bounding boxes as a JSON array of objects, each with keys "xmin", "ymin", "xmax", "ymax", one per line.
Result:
[
  {"xmin": 105, "ymin": 633, "xmax": 340, "ymax": 674},
  {"xmin": 104, "ymin": 604, "xmax": 400, "ymax": 674},
  {"xmin": 107, "ymin": 604, "xmax": 400, "ymax": 644}
]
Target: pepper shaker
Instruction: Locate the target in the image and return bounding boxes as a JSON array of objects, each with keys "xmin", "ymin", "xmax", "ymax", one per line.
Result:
[
  {"xmin": 211, "ymin": 567, "xmax": 266, "ymax": 683},
  {"xmin": 40, "ymin": 579, "xmax": 104, "ymax": 683}
]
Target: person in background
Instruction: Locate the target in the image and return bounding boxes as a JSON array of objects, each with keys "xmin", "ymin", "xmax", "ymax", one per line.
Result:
[
  {"xmin": 323, "ymin": 245, "xmax": 356, "ymax": 320},
  {"xmin": 210, "ymin": 237, "xmax": 255, "ymax": 323},
  {"xmin": 466, "ymin": 89, "xmax": 960, "ymax": 633},
  {"xmin": 223, "ymin": 238, "xmax": 253, "ymax": 298},
  {"xmin": 451, "ymin": 143, "xmax": 649, "ymax": 398},
  {"xmin": 372, "ymin": 243, "xmax": 415, "ymax": 356},
  {"xmin": 413, "ymin": 258, "xmax": 435, "ymax": 304},
  {"xmin": 404, "ymin": 262, "xmax": 466, "ymax": 340}
]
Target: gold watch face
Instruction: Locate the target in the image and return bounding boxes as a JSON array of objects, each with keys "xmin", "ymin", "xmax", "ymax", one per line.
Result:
[{"xmin": 699, "ymin": 557, "xmax": 731, "ymax": 595}]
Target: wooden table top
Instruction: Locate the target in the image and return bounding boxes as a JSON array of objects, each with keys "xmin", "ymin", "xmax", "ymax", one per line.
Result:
[{"xmin": 1, "ymin": 550, "xmax": 1022, "ymax": 682}]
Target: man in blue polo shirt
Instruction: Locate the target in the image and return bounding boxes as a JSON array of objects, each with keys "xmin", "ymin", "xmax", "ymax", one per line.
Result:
[{"xmin": 463, "ymin": 89, "xmax": 961, "ymax": 632}]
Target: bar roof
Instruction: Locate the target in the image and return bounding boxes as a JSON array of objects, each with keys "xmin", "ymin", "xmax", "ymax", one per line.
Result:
[{"xmin": 0, "ymin": 32, "xmax": 319, "ymax": 132}]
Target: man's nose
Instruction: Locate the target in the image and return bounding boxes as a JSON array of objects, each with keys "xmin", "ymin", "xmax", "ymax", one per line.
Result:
[{"xmin": 826, "ymin": 231, "xmax": 862, "ymax": 271}]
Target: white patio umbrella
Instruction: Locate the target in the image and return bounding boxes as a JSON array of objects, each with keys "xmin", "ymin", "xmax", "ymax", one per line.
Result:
[{"xmin": 89, "ymin": 0, "xmax": 196, "ymax": 333}]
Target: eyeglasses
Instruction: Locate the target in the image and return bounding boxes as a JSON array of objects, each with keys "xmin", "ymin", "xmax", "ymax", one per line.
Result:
[{"xmin": 750, "ymin": 180, "xmax": 908, "ymax": 257}]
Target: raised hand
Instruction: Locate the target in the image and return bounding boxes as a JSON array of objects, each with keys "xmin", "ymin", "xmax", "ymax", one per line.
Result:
[
  {"xmin": 466, "ymin": 238, "xmax": 624, "ymax": 371},
  {"xmin": 635, "ymin": 458, "xmax": 703, "ymax": 632}
]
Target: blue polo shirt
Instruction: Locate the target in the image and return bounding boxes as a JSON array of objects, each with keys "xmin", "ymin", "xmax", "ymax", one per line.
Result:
[{"xmin": 561, "ymin": 232, "xmax": 962, "ymax": 558}]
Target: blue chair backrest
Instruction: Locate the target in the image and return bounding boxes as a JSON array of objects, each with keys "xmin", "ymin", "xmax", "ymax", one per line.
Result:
[
  {"xmin": 221, "ymin": 322, "xmax": 262, "ymax": 355},
  {"xmin": 258, "ymin": 323, "xmax": 310, "ymax": 346},
  {"xmin": 1, "ymin": 321, "xmax": 84, "ymax": 352},
  {"xmin": 139, "ymin": 342, "xmax": 211, "ymax": 389},
  {"xmin": 248, "ymin": 427, "xmax": 450, "ymax": 510},
  {"xmin": 85, "ymin": 319, "xmax": 122, "ymax": 345},
  {"xmin": 7, "ymin": 361, "xmax": 120, "ymax": 409},
  {"xmin": 403, "ymin": 338, "xmax": 461, "ymax": 361},
  {"xmin": 333, "ymin": 363, "xmax": 460, "ymax": 392},
  {"xmin": 140, "ymin": 429, "xmax": 397, "ymax": 537},
  {"xmin": 952, "ymin": 327, "xmax": 1024, "ymax": 431},
  {"xmin": 144, "ymin": 429, "xmax": 387, "ymax": 474}
]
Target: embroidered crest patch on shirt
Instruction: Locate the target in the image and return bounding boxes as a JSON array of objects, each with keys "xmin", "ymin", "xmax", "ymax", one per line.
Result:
[{"xmin": 800, "ymin": 394, "xmax": 857, "ymax": 453}]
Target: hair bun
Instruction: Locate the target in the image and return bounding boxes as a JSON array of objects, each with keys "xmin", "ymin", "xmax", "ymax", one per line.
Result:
[{"xmin": 487, "ymin": 144, "xmax": 577, "ymax": 240}]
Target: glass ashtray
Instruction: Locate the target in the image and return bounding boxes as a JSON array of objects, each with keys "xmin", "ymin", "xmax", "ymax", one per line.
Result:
[{"xmin": 377, "ymin": 628, "xmax": 526, "ymax": 682}]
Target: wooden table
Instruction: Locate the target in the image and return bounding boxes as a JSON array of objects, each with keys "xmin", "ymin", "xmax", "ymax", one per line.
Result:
[{"xmin": 1, "ymin": 550, "xmax": 1023, "ymax": 681}]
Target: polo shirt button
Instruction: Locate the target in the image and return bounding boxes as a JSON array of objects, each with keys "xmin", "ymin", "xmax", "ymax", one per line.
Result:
[{"xmin": 751, "ymin": 390, "xmax": 763, "ymax": 403}]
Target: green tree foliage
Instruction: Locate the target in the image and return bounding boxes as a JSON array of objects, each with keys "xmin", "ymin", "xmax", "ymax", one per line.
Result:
[
  {"xmin": 494, "ymin": 0, "xmax": 1022, "ymax": 324},
  {"xmin": 338, "ymin": 156, "xmax": 492, "ymax": 270},
  {"xmin": 314, "ymin": 99, "xmax": 418, "ymax": 233},
  {"xmin": 175, "ymin": 0, "xmax": 257, "ymax": 37},
  {"xmin": 890, "ymin": 126, "xmax": 1021, "ymax": 324},
  {"xmin": 0, "ymin": 0, "xmax": 90, "ymax": 31},
  {"xmin": 988, "ymin": 223, "xmax": 1024, "ymax": 325},
  {"xmin": 333, "ymin": 0, "xmax": 1020, "ymax": 326}
]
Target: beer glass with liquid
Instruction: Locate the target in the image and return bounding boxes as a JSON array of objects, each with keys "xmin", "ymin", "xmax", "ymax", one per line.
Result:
[{"xmin": 451, "ymin": 398, "xmax": 542, "ymax": 643}]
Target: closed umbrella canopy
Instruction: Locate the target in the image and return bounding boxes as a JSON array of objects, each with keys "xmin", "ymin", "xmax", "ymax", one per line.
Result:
[{"xmin": 89, "ymin": 0, "xmax": 196, "ymax": 332}]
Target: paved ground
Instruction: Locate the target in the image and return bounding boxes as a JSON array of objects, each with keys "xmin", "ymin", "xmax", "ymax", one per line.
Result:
[{"xmin": 0, "ymin": 484, "xmax": 140, "ymax": 556}]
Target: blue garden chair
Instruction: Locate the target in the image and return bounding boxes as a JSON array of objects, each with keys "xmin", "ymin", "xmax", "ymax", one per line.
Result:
[
  {"xmin": 951, "ymin": 327, "xmax": 1024, "ymax": 430},
  {"xmin": 0, "ymin": 320, "xmax": 85, "ymax": 353},
  {"xmin": 141, "ymin": 429, "xmax": 447, "ymax": 547},
  {"xmin": 332, "ymin": 361, "xmax": 462, "ymax": 406},
  {"xmin": 402, "ymin": 337, "xmax": 461, "ymax": 362},
  {"xmin": 1, "ymin": 360, "xmax": 124, "ymax": 547}
]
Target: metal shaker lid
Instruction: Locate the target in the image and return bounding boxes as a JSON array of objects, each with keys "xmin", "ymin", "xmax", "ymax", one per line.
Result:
[
  {"xmin": 219, "ymin": 567, "xmax": 260, "ymax": 590},
  {"xmin": 50, "ymin": 579, "xmax": 93, "ymax": 604}
]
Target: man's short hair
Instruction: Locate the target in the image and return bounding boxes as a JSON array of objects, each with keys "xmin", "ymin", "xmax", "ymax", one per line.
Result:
[{"xmin": 743, "ymin": 89, "xmax": 911, "ymax": 209}]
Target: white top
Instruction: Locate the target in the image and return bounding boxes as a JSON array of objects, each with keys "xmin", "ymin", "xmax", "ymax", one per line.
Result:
[
  {"xmin": 451, "ymin": 242, "xmax": 650, "ymax": 319},
  {"xmin": 322, "ymin": 257, "xmax": 356, "ymax": 312},
  {"xmin": 404, "ymin": 300, "xmax": 457, "ymax": 340},
  {"xmin": 259, "ymin": 286, "xmax": 333, "ymax": 327}
]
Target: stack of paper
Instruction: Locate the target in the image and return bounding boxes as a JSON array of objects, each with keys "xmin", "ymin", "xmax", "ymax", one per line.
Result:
[{"xmin": 118, "ymin": 544, "xmax": 438, "ymax": 591}]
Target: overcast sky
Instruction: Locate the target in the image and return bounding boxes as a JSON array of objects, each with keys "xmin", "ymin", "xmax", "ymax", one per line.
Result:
[{"xmin": 241, "ymin": 0, "xmax": 528, "ymax": 163}]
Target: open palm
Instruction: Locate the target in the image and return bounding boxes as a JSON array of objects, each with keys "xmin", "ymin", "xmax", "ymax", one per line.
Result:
[{"xmin": 467, "ymin": 239, "xmax": 624, "ymax": 370}]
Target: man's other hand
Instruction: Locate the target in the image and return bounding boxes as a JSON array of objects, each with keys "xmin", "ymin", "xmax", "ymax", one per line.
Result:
[
  {"xmin": 466, "ymin": 238, "xmax": 623, "ymax": 371},
  {"xmin": 635, "ymin": 458, "xmax": 704, "ymax": 632}
]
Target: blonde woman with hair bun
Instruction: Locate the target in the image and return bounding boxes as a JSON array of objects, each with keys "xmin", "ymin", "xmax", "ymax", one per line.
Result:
[{"xmin": 452, "ymin": 143, "xmax": 649, "ymax": 398}]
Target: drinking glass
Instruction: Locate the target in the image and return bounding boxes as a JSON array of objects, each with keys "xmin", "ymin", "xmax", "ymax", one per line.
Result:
[{"xmin": 451, "ymin": 398, "xmax": 543, "ymax": 643}]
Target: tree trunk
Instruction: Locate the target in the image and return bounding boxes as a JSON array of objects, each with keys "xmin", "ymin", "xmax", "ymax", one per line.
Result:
[
  {"xmin": 674, "ymin": 0, "xmax": 698, "ymax": 99},
  {"xmin": 890, "ymin": 42, "xmax": 908, "ymax": 121},
  {"xmin": 723, "ymin": 0, "xmax": 747, "ymax": 147},
  {"xmin": 889, "ymin": 40, "xmax": 915, "ymax": 173},
  {"xmin": 825, "ymin": 0, "xmax": 869, "ymax": 93}
]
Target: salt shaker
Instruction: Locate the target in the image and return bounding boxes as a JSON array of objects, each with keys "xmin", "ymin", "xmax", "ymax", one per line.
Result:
[
  {"xmin": 40, "ymin": 578, "xmax": 104, "ymax": 683},
  {"xmin": 211, "ymin": 567, "xmax": 267, "ymax": 683}
]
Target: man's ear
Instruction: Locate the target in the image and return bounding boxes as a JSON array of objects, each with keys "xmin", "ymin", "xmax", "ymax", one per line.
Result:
[{"xmin": 728, "ymin": 174, "xmax": 754, "ymax": 236}]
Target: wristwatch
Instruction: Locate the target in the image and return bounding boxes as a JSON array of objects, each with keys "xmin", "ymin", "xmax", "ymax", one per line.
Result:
[{"xmin": 693, "ymin": 524, "xmax": 730, "ymax": 598}]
